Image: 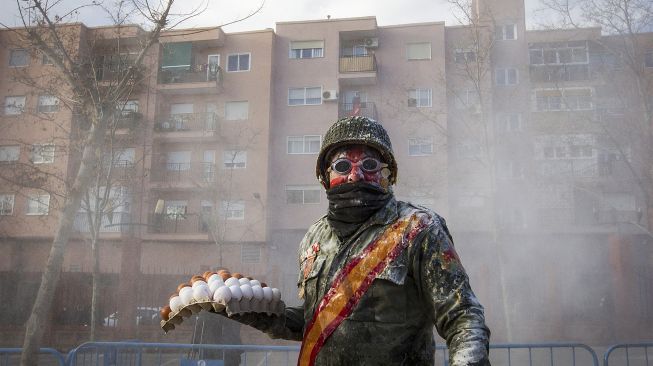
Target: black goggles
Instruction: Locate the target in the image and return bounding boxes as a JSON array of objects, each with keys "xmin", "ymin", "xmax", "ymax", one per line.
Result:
[{"xmin": 329, "ymin": 157, "xmax": 386, "ymax": 175}]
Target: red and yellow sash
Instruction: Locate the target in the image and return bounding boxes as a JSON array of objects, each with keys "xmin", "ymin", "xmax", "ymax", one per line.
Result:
[{"xmin": 297, "ymin": 213, "xmax": 428, "ymax": 366}]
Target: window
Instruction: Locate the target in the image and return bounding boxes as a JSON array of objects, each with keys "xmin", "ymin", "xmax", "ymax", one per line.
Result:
[
  {"xmin": 535, "ymin": 134, "xmax": 596, "ymax": 160},
  {"xmin": 406, "ymin": 42, "xmax": 431, "ymax": 60},
  {"xmin": 408, "ymin": 137, "xmax": 433, "ymax": 156},
  {"xmin": 164, "ymin": 200, "xmax": 187, "ymax": 218},
  {"xmin": 408, "ymin": 88, "xmax": 432, "ymax": 107},
  {"xmin": 497, "ymin": 113, "xmax": 522, "ymax": 132},
  {"xmin": 4, "ymin": 96, "xmax": 26, "ymax": 115},
  {"xmin": 290, "ymin": 40, "xmax": 324, "ymax": 59},
  {"xmin": 227, "ymin": 53, "xmax": 250, "ymax": 72},
  {"xmin": 287, "ymin": 135, "xmax": 321, "ymax": 154},
  {"xmin": 166, "ymin": 151, "xmax": 191, "ymax": 171},
  {"xmin": 535, "ymin": 88, "xmax": 592, "ymax": 111},
  {"xmin": 495, "ymin": 24, "xmax": 517, "ymax": 40},
  {"xmin": 241, "ymin": 244, "xmax": 261, "ymax": 263},
  {"xmin": 223, "ymin": 150, "xmax": 247, "ymax": 169},
  {"xmin": 0, "ymin": 146, "xmax": 20, "ymax": 162},
  {"xmin": 498, "ymin": 160, "xmax": 524, "ymax": 179},
  {"xmin": 496, "ymin": 68, "xmax": 518, "ymax": 85},
  {"xmin": 119, "ymin": 100, "xmax": 139, "ymax": 115},
  {"xmin": 288, "ymin": 87, "xmax": 322, "ymax": 106},
  {"xmin": 454, "ymin": 49, "xmax": 477, "ymax": 63},
  {"xmin": 38, "ymin": 95, "xmax": 59, "ymax": 113},
  {"xmin": 112, "ymin": 148, "xmax": 135, "ymax": 167},
  {"xmin": 645, "ymin": 51, "xmax": 653, "ymax": 68},
  {"xmin": 26, "ymin": 194, "xmax": 50, "ymax": 215},
  {"xmin": 9, "ymin": 49, "xmax": 29, "ymax": 67},
  {"xmin": 224, "ymin": 101, "xmax": 249, "ymax": 120},
  {"xmin": 31, "ymin": 144, "xmax": 55, "ymax": 164},
  {"xmin": 529, "ymin": 41, "xmax": 588, "ymax": 65},
  {"xmin": 0, "ymin": 194, "xmax": 14, "ymax": 215},
  {"xmin": 454, "ymin": 89, "xmax": 481, "ymax": 110},
  {"xmin": 222, "ymin": 200, "xmax": 245, "ymax": 220},
  {"xmin": 286, "ymin": 185, "xmax": 321, "ymax": 204}
]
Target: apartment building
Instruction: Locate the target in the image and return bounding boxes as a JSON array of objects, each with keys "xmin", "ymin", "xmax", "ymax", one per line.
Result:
[{"xmin": 0, "ymin": 0, "xmax": 651, "ymax": 349}]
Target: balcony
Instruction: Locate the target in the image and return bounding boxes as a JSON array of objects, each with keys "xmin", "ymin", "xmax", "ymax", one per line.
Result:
[
  {"xmin": 154, "ymin": 113, "xmax": 218, "ymax": 138},
  {"xmin": 73, "ymin": 212, "xmax": 132, "ymax": 234},
  {"xmin": 147, "ymin": 213, "xmax": 207, "ymax": 234},
  {"xmin": 150, "ymin": 162, "xmax": 215, "ymax": 186},
  {"xmin": 339, "ymin": 101, "xmax": 378, "ymax": 120},
  {"xmin": 339, "ymin": 54, "xmax": 377, "ymax": 86},
  {"xmin": 157, "ymin": 66, "xmax": 223, "ymax": 94},
  {"xmin": 115, "ymin": 111, "xmax": 142, "ymax": 131}
]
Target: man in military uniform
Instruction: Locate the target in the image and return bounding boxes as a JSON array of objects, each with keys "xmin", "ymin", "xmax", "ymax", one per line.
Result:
[{"xmin": 235, "ymin": 116, "xmax": 490, "ymax": 365}]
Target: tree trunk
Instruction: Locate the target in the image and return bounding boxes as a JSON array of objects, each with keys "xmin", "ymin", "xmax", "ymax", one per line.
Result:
[
  {"xmin": 90, "ymin": 235, "xmax": 100, "ymax": 341},
  {"xmin": 21, "ymin": 130, "xmax": 100, "ymax": 366}
]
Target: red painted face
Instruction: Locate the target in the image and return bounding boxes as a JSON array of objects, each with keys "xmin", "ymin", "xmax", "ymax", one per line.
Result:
[{"xmin": 328, "ymin": 146, "xmax": 383, "ymax": 188}]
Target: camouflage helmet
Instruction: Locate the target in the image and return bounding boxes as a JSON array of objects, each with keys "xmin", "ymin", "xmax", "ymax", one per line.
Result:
[{"xmin": 316, "ymin": 116, "xmax": 397, "ymax": 188}]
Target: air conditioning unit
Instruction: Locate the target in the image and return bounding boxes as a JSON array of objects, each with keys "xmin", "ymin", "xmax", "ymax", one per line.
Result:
[
  {"xmin": 364, "ymin": 37, "xmax": 379, "ymax": 48},
  {"xmin": 322, "ymin": 90, "xmax": 339, "ymax": 101}
]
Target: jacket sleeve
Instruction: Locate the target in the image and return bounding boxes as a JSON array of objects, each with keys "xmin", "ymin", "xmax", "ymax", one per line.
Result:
[
  {"xmin": 229, "ymin": 306, "xmax": 304, "ymax": 341},
  {"xmin": 410, "ymin": 219, "xmax": 491, "ymax": 366}
]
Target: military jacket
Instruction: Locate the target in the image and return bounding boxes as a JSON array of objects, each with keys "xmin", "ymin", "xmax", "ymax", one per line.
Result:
[{"xmin": 255, "ymin": 198, "xmax": 490, "ymax": 365}]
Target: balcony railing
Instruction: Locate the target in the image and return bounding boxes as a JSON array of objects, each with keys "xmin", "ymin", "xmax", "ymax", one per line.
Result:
[
  {"xmin": 158, "ymin": 65, "xmax": 223, "ymax": 84},
  {"xmin": 147, "ymin": 213, "xmax": 208, "ymax": 234},
  {"xmin": 151, "ymin": 162, "xmax": 215, "ymax": 184},
  {"xmin": 339, "ymin": 101, "xmax": 378, "ymax": 120},
  {"xmin": 154, "ymin": 112, "xmax": 218, "ymax": 133},
  {"xmin": 115, "ymin": 111, "xmax": 142, "ymax": 130},
  {"xmin": 74, "ymin": 212, "xmax": 131, "ymax": 233},
  {"xmin": 339, "ymin": 54, "xmax": 377, "ymax": 73}
]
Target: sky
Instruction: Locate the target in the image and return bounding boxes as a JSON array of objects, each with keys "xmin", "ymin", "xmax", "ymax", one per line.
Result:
[{"xmin": 0, "ymin": 0, "xmax": 544, "ymax": 32}]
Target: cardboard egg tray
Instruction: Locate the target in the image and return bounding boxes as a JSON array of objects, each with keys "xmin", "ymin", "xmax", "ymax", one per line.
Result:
[{"xmin": 160, "ymin": 297, "xmax": 285, "ymax": 333}]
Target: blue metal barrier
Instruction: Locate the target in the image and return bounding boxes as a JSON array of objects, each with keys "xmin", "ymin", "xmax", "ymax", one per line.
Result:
[
  {"xmin": 487, "ymin": 343, "xmax": 599, "ymax": 366},
  {"xmin": 66, "ymin": 342, "xmax": 301, "ymax": 366},
  {"xmin": 0, "ymin": 348, "xmax": 66, "ymax": 366},
  {"xmin": 603, "ymin": 342, "xmax": 653, "ymax": 366}
]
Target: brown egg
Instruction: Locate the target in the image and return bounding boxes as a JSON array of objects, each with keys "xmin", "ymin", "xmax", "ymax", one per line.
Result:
[
  {"xmin": 160, "ymin": 305, "xmax": 172, "ymax": 321},
  {"xmin": 177, "ymin": 283, "xmax": 191, "ymax": 293},
  {"xmin": 232, "ymin": 273, "xmax": 243, "ymax": 279},
  {"xmin": 247, "ymin": 276, "xmax": 254, "ymax": 280},
  {"xmin": 217, "ymin": 269, "xmax": 230, "ymax": 275},
  {"xmin": 219, "ymin": 272, "xmax": 231, "ymax": 280},
  {"xmin": 191, "ymin": 275, "xmax": 205, "ymax": 283},
  {"xmin": 261, "ymin": 282, "xmax": 268, "ymax": 288},
  {"xmin": 202, "ymin": 271, "xmax": 213, "ymax": 279}
]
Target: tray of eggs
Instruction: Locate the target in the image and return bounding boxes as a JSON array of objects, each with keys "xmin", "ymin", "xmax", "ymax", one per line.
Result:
[{"xmin": 160, "ymin": 269, "xmax": 283, "ymax": 333}]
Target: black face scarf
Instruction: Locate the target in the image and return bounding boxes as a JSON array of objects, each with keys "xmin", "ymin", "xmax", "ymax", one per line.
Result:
[{"xmin": 326, "ymin": 182, "xmax": 392, "ymax": 240}]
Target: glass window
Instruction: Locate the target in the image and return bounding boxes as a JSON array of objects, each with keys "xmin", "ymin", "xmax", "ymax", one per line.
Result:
[
  {"xmin": 31, "ymin": 144, "xmax": 55, "ymax": 164},
  {"xmin": 288, "ymin": 87, "xmax": 322, "ymax": 106},
  {"xmin": 223, "ymin": 150, "xmax": 247, "ymax": 169},
  {"xmin": 224, "ymin": 101, "xmax": 249, "ymax": 120},
  {"xmin": 455, "ymin": 89, "xmax": 480, "ymax": 110},
  {"xmin": 222, "ymin": 200, "xmax": 245, "ymax": 220},
  {"xmin": 408, "ymin": 88, "xmax": 432, "ymax": 107},
  {"xmin": 286, "ymin": 185, "xmax": 321, "ymax": 204},
  {"xmin": 166, "ymin": 151, "xmax": 191, "ymax": 171},
  {"xmin": 120, "ymin": 100, "xmax": 139, "ymax": 114},
  {"xmin": 290, "ymin": 40, "xmax": 325, "ymax": 59},
  {"xmin": 0, "ymin": 146, "xmax": 20, "ymax": 162},
  {"xmin": 496, "ymin": 68, "xmax": 518, "ymax": 85},
  {"xmin": 26, "ymin": 194, "xmax": 50, "ymax": 215},
  {"xmin": 38, "ymin": 95, "xmax": 59, "ymax": 113},
  {"xmin": 287, "ymin": 135, "xmax": 321, "ymax": 154},
  {"xmin": 495, "ymin": 24, "xmax": 517, "ymax": 40},
  {"xmin": 227, "ymin": 53, "xmax": 250, "ymax": 72},
  {"xmin": 0, "ymin": 194, "xmax": 15, "ymax": 215},
  {"xmin": 112, "ymin": 148, "xmax": 135, "ymax": 167},
  {"xmin": 164, "ymin": 200, "xmax": 188, "ymax": 218},
  {"xmin": 9, "ymin": 49, "xmax": 29, "ymax": 67},
  {"xmin": 406, "ymin": 43, "xmax": 431, "ymax": 60},
  {"xmin": 408, "ymin": 137, "xmax": 434, "ymax": 156},
  {"xmin": 454, "ymin": 49, "xmax": 476, "ymax": 64},
  {"xmin": 4, "ymin": 96, "xmax": 26, "ymax": 115}
]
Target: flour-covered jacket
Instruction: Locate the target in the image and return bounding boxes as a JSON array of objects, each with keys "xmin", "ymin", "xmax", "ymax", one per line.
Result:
[{"xmin": 252, "ymin": 197, "xmax": 490, "ymax": 365}]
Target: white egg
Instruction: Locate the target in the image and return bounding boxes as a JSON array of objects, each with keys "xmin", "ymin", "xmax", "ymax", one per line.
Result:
[
  {"xmin": 191, "ymin": 280, "xmax": 208, "ymax": 288},
  {"xmin": 208, "ymin": 274, "xmax": 223, "ymax": 285},
  {"xmin": 238, "ymin": 277, "xmax": 250, "ymax": 285},
  {"xmin": 229, "ymin": 285, "xmax": 243, "ymax": 301},
  {"xmin": 192, "ymin": 284, "xmax": 211, "ymax": 302},
  {"xmin": 213, "ymin": 285, "xmax": 232, "ymax": 303},
  {"xmin": 170, "ymin": 296, "xmax": 183, "ymax": 313},
  {"xmin": 179, "ymin": 286, "xmax": 194, "ymax": 306},
  {"xmin": 249, "ymin": 280, "xmax": 261, "ymax": 287},
  {"xmin": 251, "ymin": 285, "xmax": 263, "ymax": 301},
  {"xmin": 271, "ymin": 288, "xmax": 281, "ymax": 302},
  {"xmin": 209, "ymin": 280, "xmax": 224, "ymax": 293},
  {"xmin": 262, "ymin": 287, "xmax": 273, "ymax": 302},
  {"xmin": 225, "ymin": 277, "xmax": 240, "ymax": 287},
  {"xmin": 240, "ymin": 284, "xmax": 253, "ymax": 300}
]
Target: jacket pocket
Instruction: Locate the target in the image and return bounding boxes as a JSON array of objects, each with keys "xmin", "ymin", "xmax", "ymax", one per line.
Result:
[
  {"xmin": 372, "ymin": 262, "xmax": 408, "ymax": 323},
  {"xmin": 299, "ymin": 256, "xmax": 325, "ymax": 311}
]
